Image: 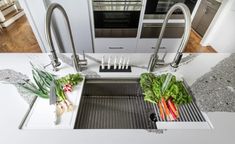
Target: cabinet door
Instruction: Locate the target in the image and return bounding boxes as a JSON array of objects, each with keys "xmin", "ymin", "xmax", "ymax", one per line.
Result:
[
  {"xmin": 20, "ymin": 0, "xmax": 93, "ymax": 53},
  {"xmin": 136, "ymin": 39, "xmax": 182, "ymax": 53},
  {"xmin": 95, "ymin": 38, "xmax": 137, "ymax": 53},
  {"xmin": 45, "ymin": 0, "xmax": 93, "ymax": 53},
  {"xmin": 19, "ymin": 0, "xmax": 48, "ymax": 52}
]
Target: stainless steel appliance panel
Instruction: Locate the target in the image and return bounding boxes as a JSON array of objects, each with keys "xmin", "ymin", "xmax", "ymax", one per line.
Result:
[
  {"xmin": 192, "ymin": 0, "xmax": 221, "ymax": 36},
  {"xmin": 95, "ymin": 28, "xmax": 137, "ymax": 37},
  {"xmin": 93, "ymin": 0, "xmax": 142, "ymax": 11},
  {"xmin": 141, "ymin": 23, "xmax": 185, "ymax": 38},
  {"xmin": 144, "ymin": 0, "xmax": 198, "ymax": 19}
]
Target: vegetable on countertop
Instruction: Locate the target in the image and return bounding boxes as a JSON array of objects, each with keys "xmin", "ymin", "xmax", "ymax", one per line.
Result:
[
  {"xmin": 19, "ymin": 63, "xmax": 83, "ymax": 124},
  {"xmin": 140, "ymin": 73, "xmax": 193, "ymax": 121}
]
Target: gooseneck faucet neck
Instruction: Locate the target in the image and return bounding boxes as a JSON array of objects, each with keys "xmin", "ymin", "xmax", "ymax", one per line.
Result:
[
  {"xmin": 45, "ymin": 3, "xmax": 80, "ymax": 72},
  {"xmin": 147, "ymin": 3, "xmax": 191, "ymax": 72}
]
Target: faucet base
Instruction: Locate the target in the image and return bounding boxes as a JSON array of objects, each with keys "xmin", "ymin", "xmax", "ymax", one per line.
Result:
[{"xmin": 71, "ymin": 55, "xmax": 88, "ymax": 72}]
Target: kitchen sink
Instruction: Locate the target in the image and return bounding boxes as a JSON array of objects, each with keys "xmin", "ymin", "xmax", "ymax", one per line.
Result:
[
  {"xmin": 75, "ymin": 78, "xmax": 213, "ymax": 129},
  {"xmin": 75, "ymin": 78, "xmax": 157, "ymax": 129}
]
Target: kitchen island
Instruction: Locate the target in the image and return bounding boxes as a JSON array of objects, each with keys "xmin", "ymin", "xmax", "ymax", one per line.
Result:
[{"xmin": 0, "ymin": 53, "xmax": 234, "ymax": 144}]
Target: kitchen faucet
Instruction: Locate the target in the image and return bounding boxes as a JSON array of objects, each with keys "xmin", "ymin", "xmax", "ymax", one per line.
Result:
[
  {"xmin": 147, "ymin": 3, "xmax": 191, "ymax": 72},
  {"xmin": 45, "ymin": 3, "xmax": 87, "ymax": 72}
]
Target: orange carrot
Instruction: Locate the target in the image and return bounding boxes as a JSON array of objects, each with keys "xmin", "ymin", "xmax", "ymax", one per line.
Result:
[
  {"xmin": 158, "ymin": 102, "xmax": 165, "ymax": 121},
  {"xmin": 167, "ymin": 99, "xmax": 179, "ymax": 118},
  {"xmin": 167, "ymin": 100, "xmax": 177, "ymax": 120},
  {"xmin": 161, "ymin": 97, "xmax": 171, "ymax": 121}
]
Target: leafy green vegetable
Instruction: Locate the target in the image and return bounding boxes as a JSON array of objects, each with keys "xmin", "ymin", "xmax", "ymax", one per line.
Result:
[
  {"xmin": 57, "ymin": 73, "xmax": 83, "ymax": 86},
  {"xmin": 19, "ymin": 64, "xmax": 83, "ymax": 100},
  {"xmin": 140, "ymin": 73, "xmax": 160, "ymax": 103},
  {"xmin": 140, "ymin": 73, "xmax": 192, "ymax": 105}
]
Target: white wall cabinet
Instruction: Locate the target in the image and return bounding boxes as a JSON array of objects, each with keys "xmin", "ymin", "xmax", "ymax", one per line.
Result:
[
  {"xmin": 19, "ymin": 0, "xmax": 48, "ymax": 52},
  {"xmin": 47, "ymin": 0, "xmax": 93, "ymax": 53},
  {"xmin": 19, "ymin": 0, "xmax": 93, "ymax": 53}
]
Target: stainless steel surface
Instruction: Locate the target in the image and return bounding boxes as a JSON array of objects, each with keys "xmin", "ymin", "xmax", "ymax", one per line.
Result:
[
  {"xmin": 192, "ymin": 0, "xmax": 220, "ymax": 36},
  {"xmin": 147, "ymin": 3, "xmax": 191, "ymax": 72},
  {"xmin": 45, "ymin": 3, "xmax": 87, "ymax": 72},
  {"xmin": 109, "ymin": 46, "xmax": 124, "ymax": 49},
  {"xmin": 92, "ymin": 0, "xmax": 142, "ymax": 11},
  {"xmin": 75, "ymin": 79, "xmax": 157, "ymax": 129},
  {"xmin": 156, "ymin": 0, "xmax": 185, "ymax": 13},
  {"xmin": 95, "ymin": 28, "xmax": 138, "ymax": 37},
  {"xmin": 141, "ymin": 23, "xmax": 184, "ymax": 38},
  {"xmin": 152, "ymin": 79, "xmax": 206, "ymax": 122},
  {"xmin": 144, "ymin": 14, "xmax": 184, "ymax": 19},
  {"xmin": 154, "ymin": 101, "xmax": 205, "ymax": 122},
  {"xmin": 19, "ymin": 97, "xmax": 37, "ymax": 129},
  {"xmin": 75, "ymin": 79, "xmax": 206, "ymax": 129},
  {"xmin": 144, "ymin": 0, "xmax": 198, "ymax": 19}
]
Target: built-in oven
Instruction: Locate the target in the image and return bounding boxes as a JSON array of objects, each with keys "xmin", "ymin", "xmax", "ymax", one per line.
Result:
[
  {"xmin": 144, "ymin": 0, "xmax": 198, "ymax": 19},
  {"xmin": 92, "ymin": 0, "xmax": 142, "ymax": 37},
  {"xmin": 141, "ymin": 23, "xmax": 184, "ymax": 38}
]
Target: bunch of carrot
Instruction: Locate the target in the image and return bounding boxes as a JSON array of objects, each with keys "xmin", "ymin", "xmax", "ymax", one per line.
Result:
[
  {"xmin": 140, "ymin": 73, "xmax": 191, "ymax": 121},
  {"xmin": 158, "ymin": 98, "xmax": 179, "ymax": 121}
]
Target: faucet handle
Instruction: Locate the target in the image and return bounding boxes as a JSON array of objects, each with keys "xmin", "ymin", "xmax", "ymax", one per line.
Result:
[
  {"xmin": 147, "ymin": 54, "xmax": 158, "ymax": 72},
  {"xmin": 82, "ymin": 50, "xmax": 86, "ymax": 60},
  {"xmin": 80, "ymin": 51, "xmax": 88, "ymax": 66},
  {"xmin": 171, "ymin": 53, "xmax": 183, "ymax": 68},
  {"xmin": 71, "ymin": 52, "xmax": 88, "ymax": 72},
  {"xmin": 44, "ymin": 55, "xmax": 61, "ymax": 71}
]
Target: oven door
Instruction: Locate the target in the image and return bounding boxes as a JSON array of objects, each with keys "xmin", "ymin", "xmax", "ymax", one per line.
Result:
[
  {"xmin": 141, "ymin": 23, "xmax": 184, "ymax": 38},
  {"xmin": 93, "ymin": 11, "xmax": 140, "ymax": 37},
  {"xmin": 92, "ymin": 0, "xmax": 142, "ymax": 11},
  {"xmin": 144, "ymin": 0, "xmax": 198, "ymax": 19},
  {"xmin": 92, "ymin": 0, "xmax": 142, "ymax": 38}
]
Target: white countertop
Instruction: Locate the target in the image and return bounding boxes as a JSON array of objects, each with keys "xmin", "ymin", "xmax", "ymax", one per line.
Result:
[{"xmin": 0, "ymin": 53, "xmax": 234, "ymax": 144}]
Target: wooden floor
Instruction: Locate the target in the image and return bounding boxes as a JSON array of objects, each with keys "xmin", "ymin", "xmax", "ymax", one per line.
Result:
[
  {"xmin": 0, "ymin": 15, "xmax": 41, "ymax": 53},
  {"xmin": 184, "ymin": 29, "xmax": 216, "ymax": 53},
  {"xmin": 0, "ymin": 16, "xmax": 216, "ymax": 53}
]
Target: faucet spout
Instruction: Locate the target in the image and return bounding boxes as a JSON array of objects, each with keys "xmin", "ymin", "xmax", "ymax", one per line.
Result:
[
  {"xmin": 45, "ymin": 3, "xmax": 87, "ymax": 72},
  {"xmin": 147, "ymin": 3, "xmax": 191, "ymax": 72}
]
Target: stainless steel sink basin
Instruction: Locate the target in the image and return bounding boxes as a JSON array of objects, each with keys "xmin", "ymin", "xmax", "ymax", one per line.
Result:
[
  {"xmin": 75, "ymin": 78, "xmax": 157, "ymax": 129},
  {"xmin": 75, "ymin": 78, "xmax": 212, "ymax": 129}
]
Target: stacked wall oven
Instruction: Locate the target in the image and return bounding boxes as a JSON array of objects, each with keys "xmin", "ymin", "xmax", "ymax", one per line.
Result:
[
  {"xmin": 144, "ymin": 0, "xmax": 198, "ymax": 19},
  {"xmin": 90, "ymin": 0, "xmax": 198, "ymax": 53},
  {"xmin": 92, "ymin": 0, "xmax": 142, "ymax": 38}
]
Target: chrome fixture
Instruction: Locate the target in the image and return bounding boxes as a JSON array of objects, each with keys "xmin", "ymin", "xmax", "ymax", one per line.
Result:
[
  {"xmin": 45, "ymin": 3, "xmax": 87, "ymax": 72},
  {"xmin": 147, "ymin": 3, "xmax": 191, "ymax": 72}
]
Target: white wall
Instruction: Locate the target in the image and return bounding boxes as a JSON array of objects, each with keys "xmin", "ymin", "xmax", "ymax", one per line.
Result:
[{"xmin": 201, "ymin": 0, "xmax": 235, "ymax": 52}]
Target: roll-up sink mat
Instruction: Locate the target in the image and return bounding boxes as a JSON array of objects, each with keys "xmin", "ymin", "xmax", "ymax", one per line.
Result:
[
  {"xmin": 75, "ymin": 79, "xmax": 212, "ymax": 129},
  {"xmin": 75, "ymin": 80, "xmax": 157, "ymax": 129}
]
